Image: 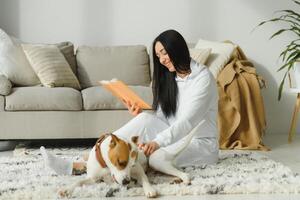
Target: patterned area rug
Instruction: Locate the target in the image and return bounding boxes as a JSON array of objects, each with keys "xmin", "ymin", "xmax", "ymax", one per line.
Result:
[{"xmin": 0, "ymin": 147, "xmax": 300, "ymax": 199}]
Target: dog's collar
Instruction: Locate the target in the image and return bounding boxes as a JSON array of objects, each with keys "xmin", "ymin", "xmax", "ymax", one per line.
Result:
[{"xmin": 95, "ymin": 133, "xmax": 112, "ymax": 168}]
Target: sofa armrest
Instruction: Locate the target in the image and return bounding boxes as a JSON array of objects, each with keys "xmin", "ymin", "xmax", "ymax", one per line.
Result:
[{"xmin": 0, "ymin": 74, "xmax": 12, "ymax": 96}]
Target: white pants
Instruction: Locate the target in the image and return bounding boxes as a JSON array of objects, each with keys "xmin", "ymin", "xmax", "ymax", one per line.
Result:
[{"xmin": 114, "ymin": 112, "xmax": 219, "ymax": 168}]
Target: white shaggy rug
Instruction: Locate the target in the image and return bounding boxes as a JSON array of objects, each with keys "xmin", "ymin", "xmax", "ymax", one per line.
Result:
[{"xmin": 0, "ymin": 147, "xmax": 300, "ymax": 199}]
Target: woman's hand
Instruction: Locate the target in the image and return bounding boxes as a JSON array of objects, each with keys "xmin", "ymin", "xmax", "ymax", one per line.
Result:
[
  {"xmin": 122, "ymin": 99, "xmax": 142, "ymax": 116},
  {"xmin": 138, "ymin": 141, "xmax": 160, "ymax": 156}
]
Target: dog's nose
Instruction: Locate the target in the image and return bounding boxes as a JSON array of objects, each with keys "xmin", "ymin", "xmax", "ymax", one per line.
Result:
[{"xmin": 122, "ymin": 178, "xmax": 130, "ymax": 185}]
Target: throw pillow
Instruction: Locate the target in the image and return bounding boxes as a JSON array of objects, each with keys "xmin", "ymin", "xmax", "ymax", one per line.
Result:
[
  {"xmin": 12, "ymin": 37, "xmax": 77, "ymax": 76},
  {"xmin": 195, "ymin": 39, "xmax": 236, "ymax": 78},
  {"xmin": 55, "ymin": 42, "xmax": 77, "ymax": 75},
  {"xmin": 22, "ymin": 44, "xmax": 81, "ymax": 90},
  {"xmin": 189, "ymin": 48, "xmax": 212, "ymax": 65},
  {"xmin": 0, "ymin": 29, "xmax": 40, "ymax": 86},
  {"xmin": 11, "ymin": 36, "xmax": 77, "ymax": 74},
  {"xmin": 0, "ymin": 74, "xmax": 12, "ymax": 95}
]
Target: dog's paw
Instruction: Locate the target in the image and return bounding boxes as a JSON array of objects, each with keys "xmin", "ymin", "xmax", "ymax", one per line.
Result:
[
  {"xmin": 58, "ymin": 189, "xmax": 72, "ymax": 198},
  {"xmin": 105, "ymin": 188, "xmax": 119, "ymax": 197},
  {"xmin": 145, "ymin": 187, "xmax": 157, "ymax": 198},
  {"xmin": 170, "ymin": 177, "xmax": 183, "ymax": 184}
]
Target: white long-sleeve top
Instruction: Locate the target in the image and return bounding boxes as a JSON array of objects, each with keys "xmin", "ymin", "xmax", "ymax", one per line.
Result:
[{"xmin": 153, "ymin": 59, "xmax": 218, "ymax": 147}]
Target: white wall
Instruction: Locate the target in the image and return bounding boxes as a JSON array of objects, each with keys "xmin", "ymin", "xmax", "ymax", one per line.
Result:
[
  {"xmin": 0, "ymin": 0, "xmax": 299, "ymax": 137},
  {"xmin": 0, "ymin": 0, "xmax": 215, "ymax": 46}
]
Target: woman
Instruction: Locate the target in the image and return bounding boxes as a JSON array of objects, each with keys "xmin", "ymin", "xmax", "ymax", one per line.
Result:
[{"xmin": 41, "ymin": 29, "xmax": 219, "ymax": 176}]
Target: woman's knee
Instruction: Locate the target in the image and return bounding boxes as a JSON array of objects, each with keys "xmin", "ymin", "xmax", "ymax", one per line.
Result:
[
  {"xmin": 148, "ymin": 152, "xmax": 159, "ymax": 170},
  {"xmin": 114, "ymin": 112, "xmax": 155, "ymax": 137},
  {"xmin": 148, "ymin": 149, "xmax": 167, "ymax": 170},
  {"xmin": 137, "ymin": 112, "xmax": 169, "ymax": 130},
  {"xmin": 135, "ymin": 112, "xmax": 155, "ymax": 122}
]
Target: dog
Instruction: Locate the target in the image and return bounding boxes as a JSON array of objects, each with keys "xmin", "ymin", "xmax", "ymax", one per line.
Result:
[{"xmin": 59, "ymin": 122, "xmax": 201, "ymax": 198}]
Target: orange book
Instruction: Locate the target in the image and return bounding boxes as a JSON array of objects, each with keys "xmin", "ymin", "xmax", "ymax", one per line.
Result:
[{"xmin": 99, "ymin": 79, "xmax": 152, "ymax": 110}]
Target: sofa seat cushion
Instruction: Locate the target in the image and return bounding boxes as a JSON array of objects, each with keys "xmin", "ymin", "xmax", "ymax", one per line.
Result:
[
  {"xmin": 82, "ymin": 86, "xmax": 153, "ymax": 110},
  {"xmin": 5, "ymin": 87, "xmax": 82, "ymax": 111}
]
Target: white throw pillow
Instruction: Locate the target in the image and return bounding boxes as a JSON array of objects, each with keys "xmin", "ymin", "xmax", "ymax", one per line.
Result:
[
  {"xmin": 22, "ymin": 44, "xmax": 81, "ymax": 90},
  {"xmin": 189, "ymin": 48, "xmax": 211, "ymax": 65},
  {"xmin": 195, "ymin": 39, "xmax": 236, "ymax": 78},
  {"xmin": 0, "ymin": 29, "xmax": 40, "ymax": 86}
]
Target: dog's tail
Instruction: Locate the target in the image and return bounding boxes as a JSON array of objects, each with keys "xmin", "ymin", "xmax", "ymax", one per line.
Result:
[{"xmin": 170, "ymin": 121, "xmax": 204, "ymax": 158}]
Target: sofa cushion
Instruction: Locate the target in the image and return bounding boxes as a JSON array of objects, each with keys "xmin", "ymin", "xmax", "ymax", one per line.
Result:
[
  {"xmin": 0, "ymin": 74, "xmax": 12, "ymax": 95},
  {"xmin": 0, "ymin": 32, "xmax": 77, "ymax": 86},
  {"xmin": 82, "ymin": 86, "xmax": 153, "ymax": 110},
  {"xmin": 22, "ymin": 44, "xmax": 81, "ymax": 90},
  {"xmin": 76, "ymin": 45, "xmax": 151, "ymax": 89},
  {"xmin": 189, "ymin": 48, "xmax": 212, "ymax": 65},
  {"xmin": 15, "ymin": 40, "xmax": 77, "ymax": 76},
  {"xmin": 195, "ymin": 39, "xmax": 235, "ymax": 78},
  {"xmin": 56, "ymin": 42, "xmax": 77, "ymax": 75},
  {"xmin": 5, "ymin": 87, "xmax": 82, "ymax": 111},
  {"xmin": 0, "ymin": 29, "xmax": 40, "ymax": 86}
]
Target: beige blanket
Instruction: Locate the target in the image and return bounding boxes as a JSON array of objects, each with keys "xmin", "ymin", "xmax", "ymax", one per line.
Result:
[{"xmin": 217, "ymin": 46, "xmax": 269, "ymax": 151}]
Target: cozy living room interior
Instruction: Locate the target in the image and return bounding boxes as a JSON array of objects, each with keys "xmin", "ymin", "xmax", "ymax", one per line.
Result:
[{"xmin": 0, "ymin": 0, "xmax": 300, "ymax": 199}]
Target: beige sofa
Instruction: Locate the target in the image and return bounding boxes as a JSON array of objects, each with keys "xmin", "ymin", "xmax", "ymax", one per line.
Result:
[
  {"xmin": 0, "ymin": 37, "xmax": 240, "ymax": 152},
  {"xmin": 0, "ymin": 37, "xmax": 268, "ymax": 151},
  {"xmin": 0, "ymin": 44, "xmax": 154, "ymax": 140}
]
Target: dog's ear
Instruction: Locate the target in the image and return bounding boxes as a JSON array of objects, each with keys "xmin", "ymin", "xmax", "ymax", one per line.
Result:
[
  {"xmin": 131, "ymin": 136, "xmax": 139, "ymax": 145},
  {"xmin": 110, "ymin": 134, "xmax": 119, "ymax": 148},
  {"xmin": 111, "ymin": 134, "xmax": 120, "ymax": 142}
]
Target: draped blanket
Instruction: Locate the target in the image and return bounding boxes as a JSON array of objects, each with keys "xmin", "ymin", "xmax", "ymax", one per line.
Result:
[{"xmin": 217, "ymin": 46, "xmax": 269, "ymax": 151}]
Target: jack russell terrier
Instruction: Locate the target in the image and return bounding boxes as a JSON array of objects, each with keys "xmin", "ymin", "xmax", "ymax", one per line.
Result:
[{"xmin": 59, "ymin": 122, "xmax": 201, "ymax": 198}]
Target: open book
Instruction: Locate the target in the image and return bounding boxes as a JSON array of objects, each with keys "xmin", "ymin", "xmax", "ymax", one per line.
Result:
[{"xmin": 99, "ymin": 79, "xmax": 152, "ymax": 110}]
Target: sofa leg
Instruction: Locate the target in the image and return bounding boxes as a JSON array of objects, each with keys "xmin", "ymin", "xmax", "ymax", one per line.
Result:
[{"xmin": 0, "ymin": 140, "xmax": 18, "ymax": 151}]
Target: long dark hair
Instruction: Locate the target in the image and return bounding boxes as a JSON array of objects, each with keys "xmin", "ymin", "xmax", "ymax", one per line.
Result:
[{"xmin": 152, "ymin": 29, "xmax": 191, "ymax": 118}]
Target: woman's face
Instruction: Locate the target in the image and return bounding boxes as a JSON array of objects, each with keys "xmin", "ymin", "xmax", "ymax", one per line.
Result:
[{"xmin": 155, "ymin": 41, "xmax": 176, "ymax": 72}]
